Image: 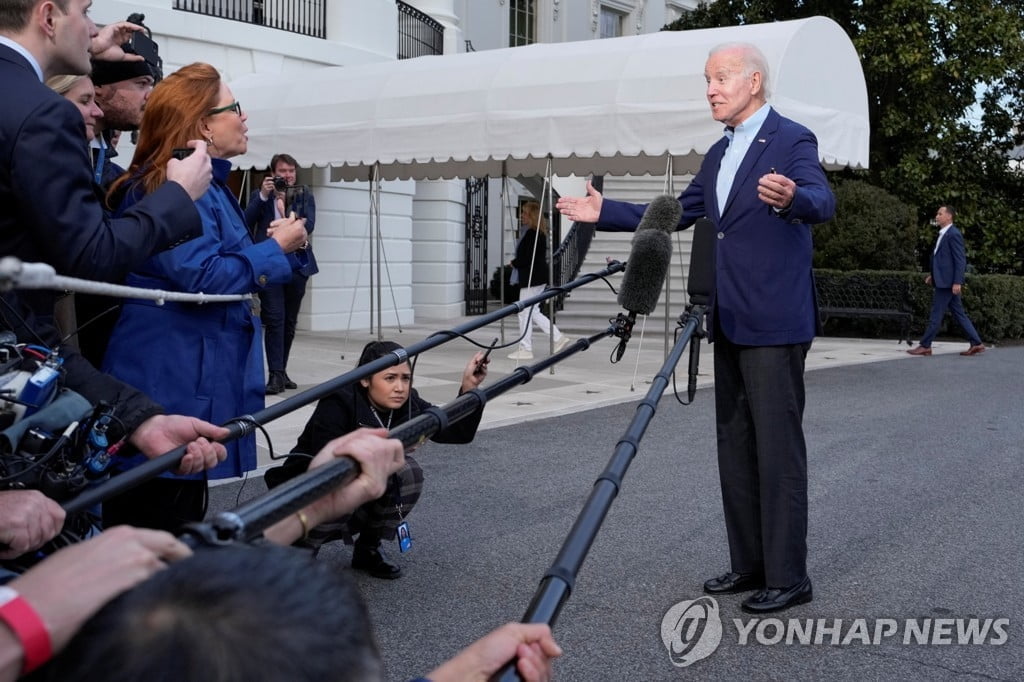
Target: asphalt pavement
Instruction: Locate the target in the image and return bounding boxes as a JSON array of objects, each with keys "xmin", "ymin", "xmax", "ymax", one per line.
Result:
[{"xmin": 209, "ymin": 323, "xmax": 1022, "ymax": 681}]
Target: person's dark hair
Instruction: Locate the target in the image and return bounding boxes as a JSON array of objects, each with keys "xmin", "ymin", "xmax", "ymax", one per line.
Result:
[
  {"xmin": 357, "ymin": 340, "xmax": 405, "ymax": 367},
  {"xmin": 356, "ymin": 341, "xmax": 416, "ymax": 421},
  {"xmin": 0, "ymin": 1, "xmax": 67, "ymax": 33},
  {"xmin": 271, "ymin": 153, "xmax": 299, "ymax": 173},
  {"xmin": 41, "ymin": 545, "xmax": 384, "ymax": 682},
  {"xmin": 941, "ymin": 204, "xmax": 956, "ymax": 220}
]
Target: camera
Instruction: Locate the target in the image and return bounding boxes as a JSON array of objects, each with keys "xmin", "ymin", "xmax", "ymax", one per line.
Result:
[
  {"xmin": 273, "ymin": 176, "xmax": 289, "ymax": 192},
  {"xmin": 125, "ymin": 13, "xmax": 163, "ymax": 82}
]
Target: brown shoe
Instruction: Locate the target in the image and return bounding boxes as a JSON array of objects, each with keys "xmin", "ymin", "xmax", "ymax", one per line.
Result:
[
  {"xmin": 960, "ymin": 344, "xmax": 986, "ymax": 356},
  {"xmin": 907, "ymin": 346, "xmax": 932, "ymax": 356}
]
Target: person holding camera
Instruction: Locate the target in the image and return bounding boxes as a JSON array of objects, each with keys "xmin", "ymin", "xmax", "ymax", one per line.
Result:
[
  {"xmin": 244, "ymin": 153, "xmax": 319, "ymax": 394},
  {"xmin": 88, "ymin": 57, "xmax": 153, "ymax": 191}
]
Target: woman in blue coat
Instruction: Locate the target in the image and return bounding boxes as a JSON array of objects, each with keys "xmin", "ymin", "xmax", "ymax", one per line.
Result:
[{"xmin": 101, "ymin": 63, "xmax": 310, "ymax": 532}]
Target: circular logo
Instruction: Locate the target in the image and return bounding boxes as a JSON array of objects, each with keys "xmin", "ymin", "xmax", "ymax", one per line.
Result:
[{"xmin": 660, "ymin": 596, "xmax": 723, "ymax": 667}]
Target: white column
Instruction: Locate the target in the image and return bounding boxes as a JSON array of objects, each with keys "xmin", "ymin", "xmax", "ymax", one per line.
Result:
[{"xmin": 405, "ymin": 1, "xmax": 468, "ymax": 321}]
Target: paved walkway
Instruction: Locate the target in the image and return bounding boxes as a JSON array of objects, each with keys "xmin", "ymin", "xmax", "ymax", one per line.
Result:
[{"xmin": 246, "ymin": 318, "xmax": 970, "ymax": 471}]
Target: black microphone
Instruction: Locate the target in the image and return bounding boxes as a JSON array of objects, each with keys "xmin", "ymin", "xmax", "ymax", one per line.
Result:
[
  {"xmin": 686, "ymin": 217, "xmax": 714, "ymax": 305},
  {"xmin": 617, "ymin": 195, "xmax": 681, "ymax": 315},
  {"xmin": 685, "ymin": 218, "xmax": 714, "ymax": 402}
]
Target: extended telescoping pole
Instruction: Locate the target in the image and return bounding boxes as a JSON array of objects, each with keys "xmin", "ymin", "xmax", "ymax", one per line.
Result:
[
  {"xmin": 62, "ymin": 262, "xmax": 625, "ymax": 515},
  {"xmin": 491, "ymin": 302, "xmax": 706, "ymax": 682},
  {"xmin": 180, "ymin": 317, "xmax": 635, "ymax": 547}
]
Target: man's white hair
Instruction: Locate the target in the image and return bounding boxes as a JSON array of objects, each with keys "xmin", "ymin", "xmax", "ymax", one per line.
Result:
[{"xmin": 709, "ymin": 42, "xmax": 772, "ymax": 100}]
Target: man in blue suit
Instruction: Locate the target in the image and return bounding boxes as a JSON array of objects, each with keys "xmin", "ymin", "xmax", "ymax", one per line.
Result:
[
  {"xmin": 907, "ymin": 205, "xmax": 985, "ymax": 357},
  {"xmin": 557, "ymin": 42, "xmax": 835, "ymax": 613}
]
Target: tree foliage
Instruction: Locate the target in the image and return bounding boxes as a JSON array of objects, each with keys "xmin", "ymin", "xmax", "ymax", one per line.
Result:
[
  {"xmin": 814, "ymin": 179, "xmax": 916, "ymax": 271},
  {"xmin": 667, "ymin": 0, "xmax": 1024, "ymax": 274}
]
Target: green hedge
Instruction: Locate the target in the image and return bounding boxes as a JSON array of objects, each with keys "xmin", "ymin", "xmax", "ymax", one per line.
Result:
[{"xmin": 814, "ymin": 269, "xmax": 1024, "ymax": 342}]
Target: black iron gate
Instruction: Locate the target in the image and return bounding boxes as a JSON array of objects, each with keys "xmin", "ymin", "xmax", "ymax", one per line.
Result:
[{"xmin": 464, "ymin": 178, "xmax": 488, "ymax": 315}]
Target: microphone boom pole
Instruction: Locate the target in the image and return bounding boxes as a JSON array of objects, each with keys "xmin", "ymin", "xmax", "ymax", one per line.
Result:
[
  {"xmin": 180, "ymin": 324, "xmax": 631, "ymax": 548},
  {"xmin": 492, "ymin": 302, "xmax": 706, "ymax": 682},
  {"xmin": 63, "ymin": 261, "xmax": 625, "ymax": 515}
]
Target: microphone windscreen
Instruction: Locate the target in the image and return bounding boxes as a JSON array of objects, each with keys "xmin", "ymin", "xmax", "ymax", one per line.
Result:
[
  {"xmin": 687, "ymin": 218, "xmax": 714, "ymax": 305},
  {"xmin": 617, "ymin": 195, "xmax": 681, "ymax": 315}
]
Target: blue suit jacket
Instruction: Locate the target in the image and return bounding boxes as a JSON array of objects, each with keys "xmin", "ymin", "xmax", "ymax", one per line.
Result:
[
  {"xmin": 0, "ymin": 44, "xmax": 203, "ymax": 430},
  {"xmin": 243, "ymin": 188, "xmax": 319, "ymax": 277},
  {"xmin": 0, "ymin": 45, "xmax": 201, "ymax": 282},
  {"xmin": 930, "ymin": 225, "xmax": 967, "ymax": 289},
  {"xmin": 598, "ymin": 108, "xmax": 836, "ymax": 346}
]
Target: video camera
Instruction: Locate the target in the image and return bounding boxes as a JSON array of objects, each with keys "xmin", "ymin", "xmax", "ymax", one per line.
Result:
[
  {"xmin": 124, "ymin": 13, "xmax": 163, "ymax": 83},
  {"xmin": 1, "ymin": 336, "xmax": 122, "ymax": 501},
  {"xmin": 0, "ymin": 332, "xmax": 60, "ymax": 429}
]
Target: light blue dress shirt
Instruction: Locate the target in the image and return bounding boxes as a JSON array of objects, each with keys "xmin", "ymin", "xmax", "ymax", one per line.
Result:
[{"xmin": 715, "ymin": 103, "xmax": 771, "ymax": 216}]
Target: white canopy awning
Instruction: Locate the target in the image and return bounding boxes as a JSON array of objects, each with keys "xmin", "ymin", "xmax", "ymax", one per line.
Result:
[{"xmin": 230, "ymin": 16, "xmax": 868, "ymax": 181}]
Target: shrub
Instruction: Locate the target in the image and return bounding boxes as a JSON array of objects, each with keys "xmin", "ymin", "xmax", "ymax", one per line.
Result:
[
  {"xmin": 813, "ymin": 180, "xmax": 917, "ymax": 271},
  {"xmin": 814, "ymin": 269, "xmax": 1024, "ymax": 342}
]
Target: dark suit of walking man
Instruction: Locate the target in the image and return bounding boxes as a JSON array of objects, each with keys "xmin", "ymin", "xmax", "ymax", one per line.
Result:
[
  {"xmin": 907, "ymin": 206, "xmax": 985, "ymax": 357},
  {"xmin": 557, "ymin": 42, "xmax": 835, "ymax": 613}
]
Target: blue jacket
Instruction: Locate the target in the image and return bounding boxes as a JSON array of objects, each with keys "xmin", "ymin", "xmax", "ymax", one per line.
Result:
[
  {"xmin": 930, "ymin": 225, "xmax": 967, "ymax": 289},
  {"xmin": 244, "ymin": 186, "xmax": 319, "ymax": 277},
  {"xmin": 598, "ymin": 108, "xmax": 835, "ymax": 346},
  {"xmin": 102, "ymin": 159, "xmax": 295, "ymax": 479}
]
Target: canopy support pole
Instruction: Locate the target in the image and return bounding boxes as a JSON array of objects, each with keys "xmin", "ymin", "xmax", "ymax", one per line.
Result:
[
  {"xmin": 499, "ymin": 164, "xmax": 509, "ymax": 345},
  {"xmin": 663, "ymin": 156, "xmax": 675, "ymax": 357}
]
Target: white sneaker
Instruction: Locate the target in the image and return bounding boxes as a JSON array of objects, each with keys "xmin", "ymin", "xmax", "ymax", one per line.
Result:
[
  {"xmin": 507, "ymin": 348, "xmax": 534, "ymax": 360},
  {"xmin": 553, "ymin": 336, "xmax": 572, "ymax": 353}
]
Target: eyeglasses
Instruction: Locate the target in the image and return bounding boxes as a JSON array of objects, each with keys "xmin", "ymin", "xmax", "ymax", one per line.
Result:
[{"xmin": 207, "ymin": 101, "xmax": 242, "ymax": 117}]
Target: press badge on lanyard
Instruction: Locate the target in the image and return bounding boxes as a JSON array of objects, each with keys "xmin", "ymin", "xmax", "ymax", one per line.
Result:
[{"xmin": 397, "ymin": 521, "xmax": 412, "ymax": 553}]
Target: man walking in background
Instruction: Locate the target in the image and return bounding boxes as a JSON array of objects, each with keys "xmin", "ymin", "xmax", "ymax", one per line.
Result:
[{"xmin": 907, "ymin": 205, "xmax": 985, "ymax": 357}]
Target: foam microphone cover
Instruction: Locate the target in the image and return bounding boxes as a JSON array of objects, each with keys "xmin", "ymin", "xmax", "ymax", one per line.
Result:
[
  {"xmin": 687, "ymin": 217, "xmax": 715, "ymax": 305},
  {"xmin": 617, "ymin": 195, "xmax": 681, "ymax": 315}
]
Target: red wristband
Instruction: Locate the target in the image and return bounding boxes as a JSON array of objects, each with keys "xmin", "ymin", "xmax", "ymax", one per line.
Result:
[{"xmin": 0, "ymin": 586, "xmax": 52, "ymax": 674}]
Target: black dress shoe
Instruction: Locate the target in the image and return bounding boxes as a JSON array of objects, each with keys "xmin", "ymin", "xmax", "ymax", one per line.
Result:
[
  {"xmin": 265, "ymin": 371, "xmax": 286, "ymax": 395},
  {"xmin": 704, "ymin": 571, "xmax": 765, "ymax": 594},
  {"xmin": 282, "ymin": 372, "xmax": 298, "ymax": 390},
  {"xmin": 351, "ymin": 544, "xmax": 402, "ymax": 579},
  {"xmin": 741, "ymin": 576, "xmax": 813, "ymax": 613}
]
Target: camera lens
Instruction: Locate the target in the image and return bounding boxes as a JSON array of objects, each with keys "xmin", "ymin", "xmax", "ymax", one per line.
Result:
[{"xmin": 273, "ymin": 176, "xmax": 287, "ymax": 192}]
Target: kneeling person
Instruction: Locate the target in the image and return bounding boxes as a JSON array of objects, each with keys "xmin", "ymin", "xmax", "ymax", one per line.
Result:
[{"xmin": 265, "ymin": 341, "xmax": 488, "ymax": 578}]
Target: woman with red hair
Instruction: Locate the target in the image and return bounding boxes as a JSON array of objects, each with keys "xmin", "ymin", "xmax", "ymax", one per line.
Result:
[{"xmin": 101, "ymin": 63, "xmax": 310, "ymax": 532}]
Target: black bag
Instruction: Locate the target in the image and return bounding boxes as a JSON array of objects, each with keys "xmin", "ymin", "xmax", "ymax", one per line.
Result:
[{"xmin": 489, "ymin": 265, "xmax": 520, "ymax": 304}]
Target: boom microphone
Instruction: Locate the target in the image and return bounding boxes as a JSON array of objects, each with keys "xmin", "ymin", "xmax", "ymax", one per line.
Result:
[{"xmin": 616, "ymin": 195, "xmax": 681, "ymax": 315}]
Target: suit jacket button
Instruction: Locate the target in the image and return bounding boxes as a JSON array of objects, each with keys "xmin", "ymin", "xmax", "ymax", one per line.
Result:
[
  {"xmin": 717, "ymin": 232, "xmax": 725, "ymax": 239},
  {"xmin": 258, "ymin": 275, "xmax": 268, "ymax": 286}
]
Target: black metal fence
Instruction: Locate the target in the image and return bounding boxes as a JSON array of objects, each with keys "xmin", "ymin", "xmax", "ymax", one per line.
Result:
[
  {"xmin": 465, "ymin": 179, "xmax": 489, "ymax": 315},
  {"xmin": 173, "ymin": 0, "xmax": 326, "ymax": 39},
  {"xmin": 397, "ymin": 0, "xmax": 444, "ymax": 59}
]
